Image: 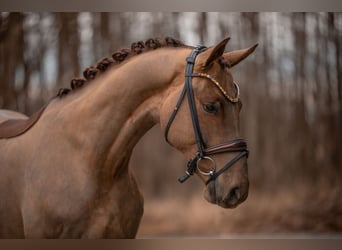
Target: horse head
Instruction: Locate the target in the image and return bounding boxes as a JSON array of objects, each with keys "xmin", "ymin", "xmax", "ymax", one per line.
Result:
[{"xmin": 160, "ymin": 38, "xmax": 257, "ymax": 208}]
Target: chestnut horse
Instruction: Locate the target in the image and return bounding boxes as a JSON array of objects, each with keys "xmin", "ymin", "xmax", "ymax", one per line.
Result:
[{"xmin": 0, "ymin": 37, "xmax": 257, "ymax": 238}]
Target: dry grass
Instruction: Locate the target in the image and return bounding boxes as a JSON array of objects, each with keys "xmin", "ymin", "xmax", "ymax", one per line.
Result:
[{"xmin": 136, "ymin": 182, "xmax": 342, "ymax": 238}]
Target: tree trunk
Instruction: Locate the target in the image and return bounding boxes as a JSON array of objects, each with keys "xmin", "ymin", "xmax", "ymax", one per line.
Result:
[
  {"xmin": 56, "ymin": 13, "xmax": 80, "ymax": 86},
  {"xmin": 0, "ymin": 13, "xmax": 25, "ymax": 110}
]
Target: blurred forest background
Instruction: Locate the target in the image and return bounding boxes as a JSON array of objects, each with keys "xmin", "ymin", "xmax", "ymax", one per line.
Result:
[{"xmin": 0, "ymin": 12, "xmax": 341, "ymax": 237}]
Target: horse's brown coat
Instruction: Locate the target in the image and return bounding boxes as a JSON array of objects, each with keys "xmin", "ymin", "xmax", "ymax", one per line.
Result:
[{"xmin": 0, "ymin": 37, "xmax": 257, "ymax": 238}]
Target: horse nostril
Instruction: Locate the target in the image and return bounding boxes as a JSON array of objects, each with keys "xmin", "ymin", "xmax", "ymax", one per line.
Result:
[
  {"xmin": 224, "ymin": 186, "xmax": 241, "ymax": 205},
  {"xmin": 232, "ymin": 187, "xmax": 241, "ymax": 200}
]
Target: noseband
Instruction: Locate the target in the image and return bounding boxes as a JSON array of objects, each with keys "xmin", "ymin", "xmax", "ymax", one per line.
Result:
[{"xmin": 164, "ymin": 46, "xmax": 249, "ymax": 185}]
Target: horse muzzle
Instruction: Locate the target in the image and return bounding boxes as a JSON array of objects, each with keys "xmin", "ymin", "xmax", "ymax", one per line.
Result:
[{"xmin": 204, "ymin": 167, "xmax": 249, "ymax": 209}]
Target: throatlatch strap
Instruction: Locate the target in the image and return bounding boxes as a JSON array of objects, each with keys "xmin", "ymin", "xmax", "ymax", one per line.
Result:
[
  {"xmin": 164, "ymin": 45, "xmax": 207, "ymax": 146},
  {"xmin": 164, "ymin": 85, "xmax": 187, "ymax": 143}
]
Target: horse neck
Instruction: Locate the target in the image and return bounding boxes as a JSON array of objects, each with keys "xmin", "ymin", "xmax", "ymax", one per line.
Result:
[{"xmin": 56, "ymin": 48, "xmax": 188, "ymax": 179}]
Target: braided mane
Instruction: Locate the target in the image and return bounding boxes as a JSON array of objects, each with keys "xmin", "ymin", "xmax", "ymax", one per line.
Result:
[{"xmin": 56, "ymin": 37, "xmax": 185, "ymax": 98}]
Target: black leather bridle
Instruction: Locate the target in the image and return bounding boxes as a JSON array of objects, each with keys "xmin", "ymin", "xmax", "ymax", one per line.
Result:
[{"xmin": 164, "ymin": 46, "xmax": 249, "ymax": 185}]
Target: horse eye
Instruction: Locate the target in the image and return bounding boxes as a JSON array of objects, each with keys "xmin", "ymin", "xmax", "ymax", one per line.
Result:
[{"xmin": 202, "ymin": 103, "xmax": 218, "ymax": 114}]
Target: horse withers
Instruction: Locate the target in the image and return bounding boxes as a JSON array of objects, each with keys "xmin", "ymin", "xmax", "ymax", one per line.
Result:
[{"xmin": 0, "ymin": 37, "xmax": 257, "ymax": 238}]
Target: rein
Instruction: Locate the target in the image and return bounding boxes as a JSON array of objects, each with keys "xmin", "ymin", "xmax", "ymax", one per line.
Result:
[{"xmin": 164, "ymin": 46, "xmax": 249, "ymax": 185}]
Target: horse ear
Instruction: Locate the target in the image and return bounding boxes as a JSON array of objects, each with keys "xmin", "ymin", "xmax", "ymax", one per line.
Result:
[
  {"xmin": 223, "ymin": 43, "xmax": 258, "ymax": 68},
  {"xmin": 200, "ymin": 37, "xmax": 230, "ymax": 68}
]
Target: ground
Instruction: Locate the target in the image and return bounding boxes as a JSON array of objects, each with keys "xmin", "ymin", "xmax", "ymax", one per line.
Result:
[{"xmin": 136, "ymin": 183, "xmax": 342, "ymax": 238}]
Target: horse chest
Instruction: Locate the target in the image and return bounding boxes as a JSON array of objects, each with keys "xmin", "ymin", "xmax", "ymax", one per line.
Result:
[
  {"xmin": 80, "ymin": 185, "xmax": 144, "ymax": 238},
  {"xmin": 79, "ymin": 169, "xmax": 144, "ymax": 238}
]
